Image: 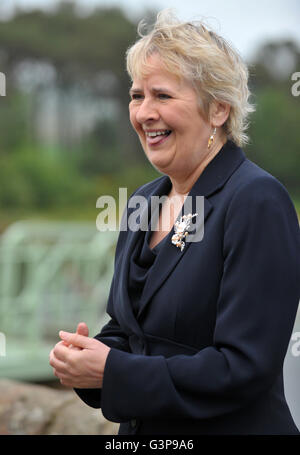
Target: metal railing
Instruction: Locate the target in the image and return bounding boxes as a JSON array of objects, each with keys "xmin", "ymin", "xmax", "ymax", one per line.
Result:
[{"xmin": 0, "ymin": 220, "xmax": 117, "ymax": 381}]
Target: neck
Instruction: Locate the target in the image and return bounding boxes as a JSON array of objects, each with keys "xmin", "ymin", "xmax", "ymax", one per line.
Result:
[{"xmin": 168, "ymin": 137, "xmax": 226, "ymax": 197}]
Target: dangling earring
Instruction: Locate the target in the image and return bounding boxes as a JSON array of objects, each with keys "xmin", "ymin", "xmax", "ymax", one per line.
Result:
[{"xmin": 208, "ymin": 127, "xmax": 217, "ymax": 149}]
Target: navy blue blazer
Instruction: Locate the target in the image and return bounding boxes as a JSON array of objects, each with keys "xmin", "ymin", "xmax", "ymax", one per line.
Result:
[{"xmin": 76, "ymin": 140, "xmax": 300, "ymax": 435}]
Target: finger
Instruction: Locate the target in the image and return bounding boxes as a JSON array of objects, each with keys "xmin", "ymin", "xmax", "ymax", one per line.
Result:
[
  {"xmin": 67, "ymin": 323, "xmax": 89, "ymax": 351},
  {"xmin": 59, "ymin": 331, "xmax": 92, "ymax": 349},
  {"xmin": 69, "ymin": 345, "xmax": 81, "ymax": 351},
  {"xmin": 53, "ymin": 341, "xmax": 71, "ymax": 362},
  {"xmin": 59, "ymin": 323, "xmax": 89, "ymax": 349},
  {"xmin": 76, "ymin": 322, "xmax": 89, "ymax": 337},
  {"xmin": 49, "ymin": 350, "xmax": 67, "ymax": 373}
]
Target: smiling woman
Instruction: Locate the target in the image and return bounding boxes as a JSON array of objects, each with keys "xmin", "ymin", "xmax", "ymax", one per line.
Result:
[
  {"xmin": 126, "ymin": 13, "xmax": 254, "ymax": 148},
  {"xmin": 50, "ymin": 9, "xmax": 300, "ymax": 435},
  {"xmin": 128, "ymin": 53, "xmax": 229, "ymax": 183}
]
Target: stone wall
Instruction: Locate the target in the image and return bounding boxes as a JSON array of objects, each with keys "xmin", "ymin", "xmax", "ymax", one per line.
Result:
[{"xmin": 0, "ymin": 379, "xmax": 119, "ymax": 435}]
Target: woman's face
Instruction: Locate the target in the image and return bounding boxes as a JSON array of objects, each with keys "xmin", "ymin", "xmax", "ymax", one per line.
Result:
[{"xmin": 129, "ymin": 54, "xmax": 213, "ymax": 178}]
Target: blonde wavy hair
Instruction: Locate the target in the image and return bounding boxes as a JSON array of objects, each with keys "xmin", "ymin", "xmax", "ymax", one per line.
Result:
[{"xmin": 126, "ymin": 10, "xmax": 255, "ymax": 146}]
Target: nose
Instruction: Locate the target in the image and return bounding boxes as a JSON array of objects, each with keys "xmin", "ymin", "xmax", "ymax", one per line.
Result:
[{"xmin": 135, "ymin": 98, "xmax": 159, "ymax": 125}]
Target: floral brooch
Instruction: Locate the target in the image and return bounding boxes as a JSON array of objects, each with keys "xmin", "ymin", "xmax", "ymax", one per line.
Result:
[{"xmin": 171, "ymin": 213, "xmax": 198, "ymax": 251}]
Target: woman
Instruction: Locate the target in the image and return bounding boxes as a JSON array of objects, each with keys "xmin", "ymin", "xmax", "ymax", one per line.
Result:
[{"xmin": 49, "ymin": 11, "xmax": 300, "ymax": 435}]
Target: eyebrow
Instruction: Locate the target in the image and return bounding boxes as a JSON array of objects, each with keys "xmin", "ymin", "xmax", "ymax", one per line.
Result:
[
  {"xmin": 129, "ymin": 87, "xmax": 142, "ymax": 95},
  {"xmin": 129, "ymin": 86, "xmax": 173, "ymax": 96}
]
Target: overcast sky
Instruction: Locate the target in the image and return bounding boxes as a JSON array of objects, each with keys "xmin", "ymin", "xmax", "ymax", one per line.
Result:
[{"xmin": 1, "ymin": 0, "xmax": 300, "ymax": 60}]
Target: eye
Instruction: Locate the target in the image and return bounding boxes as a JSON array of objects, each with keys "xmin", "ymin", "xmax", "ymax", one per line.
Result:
[
  {"xmin": 158, "ymin": 93, "xmax": 171, "ymax": 100},
  {"xmin": 130, "ymin": 93, "xmax": 144, "ymax": 101}
]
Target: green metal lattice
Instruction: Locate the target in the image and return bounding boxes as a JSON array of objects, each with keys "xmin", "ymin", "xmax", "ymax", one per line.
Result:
[{"xmin": 0, "ymin": 220, "xmax": 117, "ymax": 381}]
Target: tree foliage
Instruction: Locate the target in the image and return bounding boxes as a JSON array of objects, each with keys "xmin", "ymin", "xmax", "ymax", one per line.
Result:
[
  {"xmin": 0, "ymin": 2, "xmax": 299, "ymax": 216},
  {"xmin": 246, "ymin": 40, "xmax": 300, "ymax": 197},
  {"xmin": 0, "ymin": 1, "xmax": 141, "ymax": 160}
]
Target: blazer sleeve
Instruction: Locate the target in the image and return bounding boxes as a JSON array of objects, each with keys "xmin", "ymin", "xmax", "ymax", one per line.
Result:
[
  {"xmin": 74, "ymin": 276, "xmax": 131, "ymax": 408},
  {"xmin": 100, "ymin": 176, "xmax": 300, "ymax": 422}
]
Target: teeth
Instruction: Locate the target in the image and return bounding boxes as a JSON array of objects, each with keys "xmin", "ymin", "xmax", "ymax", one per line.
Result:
[{"xmin": 146, "ymin": 130, "xmax": 170, "ymax": 137}]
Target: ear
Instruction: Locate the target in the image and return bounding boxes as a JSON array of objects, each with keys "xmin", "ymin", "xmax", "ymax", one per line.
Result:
[{"xmin": 209, "ymin": 101, "xmax": 231, "ymax": 127}]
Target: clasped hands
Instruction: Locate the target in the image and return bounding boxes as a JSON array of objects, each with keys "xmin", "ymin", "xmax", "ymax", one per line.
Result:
[{"xmin": 49, "ymin": 322, "xmax": 110, "ymax": 389}]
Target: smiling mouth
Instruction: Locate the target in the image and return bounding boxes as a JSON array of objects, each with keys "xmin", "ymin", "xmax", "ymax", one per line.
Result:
[{"xmin": 145, "ymin": 130, "xmax": 172, "ymax": 146}]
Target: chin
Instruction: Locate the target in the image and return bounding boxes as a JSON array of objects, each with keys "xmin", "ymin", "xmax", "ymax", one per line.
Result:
[
  {"xmin": 146, "ymin": 149, "xmax": 174, "ymax": 168},
  {"xmin": 147, "ymin": 156, "xmax": 169, "ymax": 171},
  {"xmin": 149, "ymin": 162, "xmax": 175, "ymax": 177}
]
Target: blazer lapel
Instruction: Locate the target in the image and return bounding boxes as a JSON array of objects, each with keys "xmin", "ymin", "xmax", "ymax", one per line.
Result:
[
  {"xmin": 137, "ymin": 197, "xmax": 213, "ymax": 320},
  {"xmin": 113, "ymin": 175, "xmax": 171, "ymax": 337}
]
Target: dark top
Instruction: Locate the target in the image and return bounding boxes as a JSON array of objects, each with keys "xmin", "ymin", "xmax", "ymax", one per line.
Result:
[{"xmin": 128, "ymin": 216, "xmax": 167, "ymax": 317}]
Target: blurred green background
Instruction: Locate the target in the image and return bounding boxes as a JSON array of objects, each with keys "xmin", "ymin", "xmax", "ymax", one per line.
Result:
[
  {"xmin": 0, "ymin": 1, "xmax": 299, "ymax": 230},
  {"xmin": 0, "ymin": 0, "xmax": 299, "ymax": 433}
]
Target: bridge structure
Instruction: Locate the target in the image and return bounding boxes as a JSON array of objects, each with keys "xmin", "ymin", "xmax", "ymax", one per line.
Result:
[{"xmin": 0, "ymin": 220, "xmax": 117, "ymax": 381}]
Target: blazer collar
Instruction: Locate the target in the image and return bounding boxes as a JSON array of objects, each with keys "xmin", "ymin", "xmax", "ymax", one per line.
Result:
[
  {"xmin": 133, "ymin": 139, "xmax": 245, "ymax": 212},
  {"xmin": 187, "ymin": 139, "xmax": 246, "ymax": 198},
  {"xmin": 114, "ymin": 140, "xmax": 246, "ymax": 331},
  {"xmin": 142, "ymin": 139, "xmax": 245, "ymax": 200}
]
